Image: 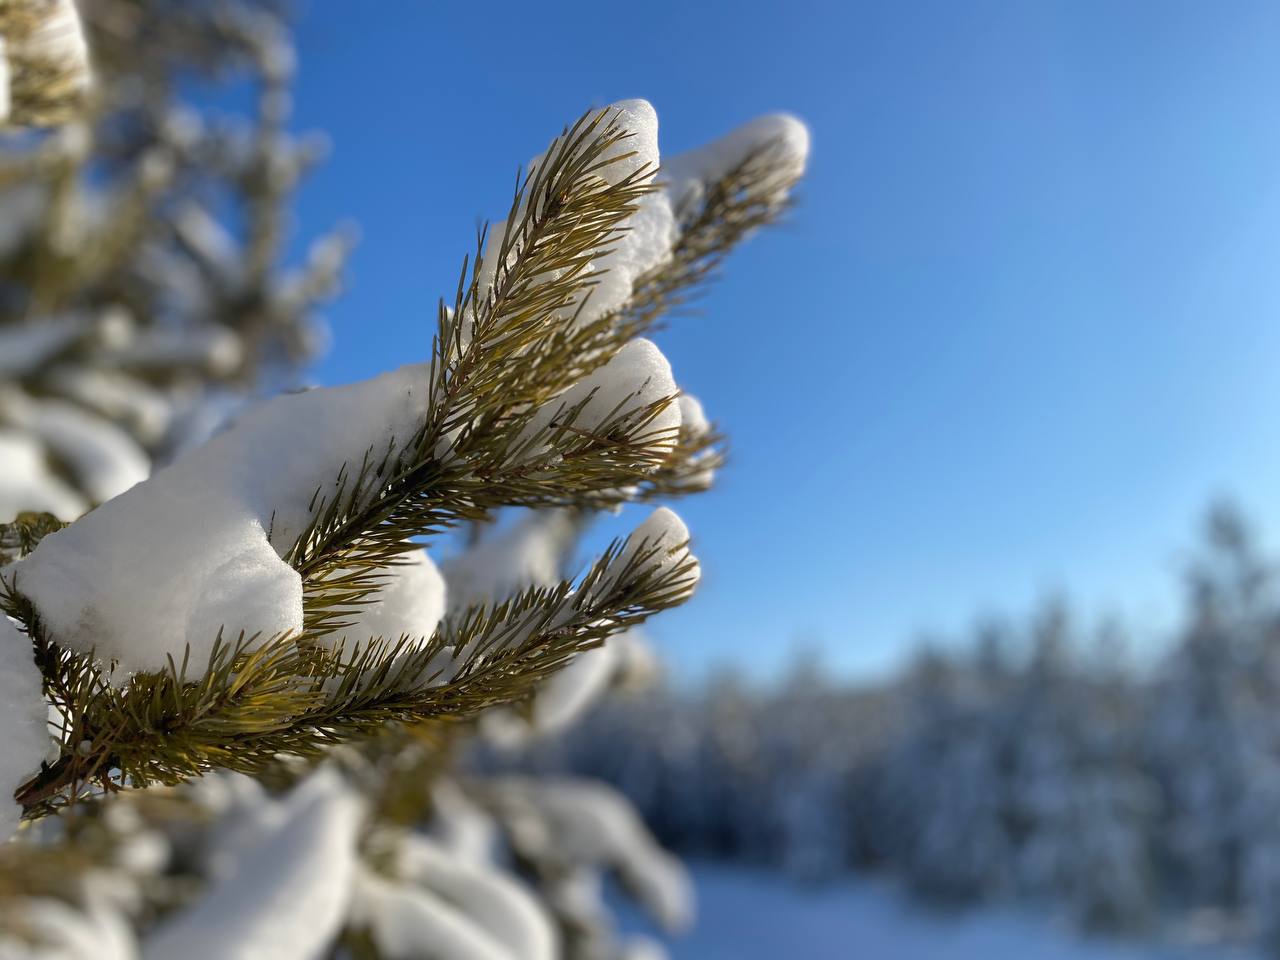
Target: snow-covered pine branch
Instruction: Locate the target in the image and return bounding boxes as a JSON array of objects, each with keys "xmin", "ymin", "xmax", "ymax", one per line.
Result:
[
  {"xmin": 0, "ymin": 0, "xmax": 90, "ymax": 127},
  {"xmin": 0, "ymin": 734, "xmax": 696, "ymax": 959},
  {"xmin": 1, "ymin": 13, "xmax": 810, "ymax": 955},
  {"xmin": 0, "ymin": 96, "xmax": 808, "ymax": 827},
  {"xmin": 0, "ymin": 0, "xmax": 350, "ymax": 514}
]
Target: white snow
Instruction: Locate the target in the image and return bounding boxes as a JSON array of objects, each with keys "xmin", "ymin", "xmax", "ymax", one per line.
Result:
[
  {"xmin": 502, "ymin": 778, "xmax": 694, "ymax": 933},
  {"xmin": 484, "ymin": 632, "xmax": 640, "ymax": 746},
  {"xmin": 3, "ymin": 0, "xmax": 91, "ymax": 107},
  {"xmin": 0, "ymin": 315, "xmax": 90, "ymax": 377},
  {"xmin": 315, "ymin": 548, "xmax": 446, "ymax": 654},
  {"xmin": 588, "ymin": 190, "xmax": 677, "ymax": 323},
  {"xmin": 0, "ymin": 616, "xmax": 50, "ymax": 840},
  {"xmin": 471, "ymin": 100, "xmax": 667, "ymax": 335},
  {"xmin": 428, "ymin": 780, "xmax": 500, "ymax": 867},
  {"xmin": 141, "ymin": 768, "xmax": 363, "ymax": 960},
  {"xmin": 521, "ymin": 339, "xmax": 681, "ymax": 462},
  {"xmin": 676, "ymin": 394, "xmax": 716, "ymax": 489},
  {"xmin": 524, "ymin": 642, "xmax": 620, "ymax": 735},
  {"xmin": 611, "ymin": 628, "xmax": 662, "ymax": 687},
  {"xmin": 43, "ymin": 367, "xmax": 172, "ymax": 446},
  {"xmin": 662, "ymin": 114, "xmax": 810, "ymax": 217},
  {"xmin": 351, "ymin": 867, "xmax": 513, "ymax": 960},
  {"xmin": 200, "ymin": 775, "xmax": 287, "ymax": 882},
  {"xmin": 618, "ymin": 935, "xmax": 672, "ymax": 960},
  {"xmin": 4, "ymin": 334, "xmax": 688, "ymax": 677},
  {"xmin": 173, "ymin": 203, "xmax": 241, "ymax": 289},
  {"xmin": 460, "ymin": 521, "xmax": 665, "ymax": 743},
  {"xmin": 545, "ymin": 866, "xmax": 608, "ymax": 931},
  {"xmin": 0, "ymin": 393, "xmax": 150, "ymax": 504},
  {"xmin": 112, "ymin": 828, "xmax": 169, "ymax": 877},
  {"xmin": 442, "ymin": 510, "xmax": 577, "ymax": 614},
  {"xmin": 11, "ymin": 364, "xmax": 431, "ymax": 677},
  {"xmin": 0, "ymin": 37, "xmax": 8, "ymax": 125},
  {"xmin": 588, "ymin": 100, "xmax": 660, "ymax": 190},
  {"xmin": 0, "ymin": 893, "xmax": 136, "ymax": 960},
  {"xmin": 618, "ymin": 864, "xmax": 1261, "ymax": 960},
  {"xmin": 520, "ymin": 100, "xmax": 659, "ymax": 225},
  {"xmin": 619, "ymin": 507, "xmax": 700, "ymax": 598},
  {"xmin": 676, "ymin": 394, "xmax": 708, "ymax": 440},
  {"xmin": 184, "ymin": 769, "xmax": 270, "ymax": 820},
  {"xmin": 108, "ymin": 327, "xmax": 244, "ymax": 376},
  {"xmin": 394, "ymin": 832, "xmax": 558, "ymax": 960},
  {"xmin": 0, "ymin": 429, "xmax": 87, "ymax": 522}
]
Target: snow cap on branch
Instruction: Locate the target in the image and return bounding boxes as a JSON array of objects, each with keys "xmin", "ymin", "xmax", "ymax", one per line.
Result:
[
  {"xmin": 10, "ymin": 364, "xmax": 431, "ymax": 677},
  {"xmin": 571, "ymin": 100, "xmax": 676, "ymax": 321},
  {"xmin": 476, "ymin": 99, "xmax": 670, "ymax": 329},
  {"xmin": 0, "ymin": 891, "xmax": 136, "ymax": 958},
  {"xmin": 0, "ymin": 391, "xmax": 149, "ymax": 504},
  {"xmin": 522, "ymin": 339, "xmax": 681, "ymax": 463},
  {"xmin": 442, "ymin": 510, "xmax": 577, "ymax": 614},
  {"xmin": 663, "ymin": 113, "xmax": 810, "ymax": 215},
  {"xmin": 522, "ymin": 99, "xmax": 658, "ymax": 198},
  {"xmin": 585, "ymin": 99, "xmax": 660, "ymax": 188},
  {"xmin": 428, "ymin": 780, "xmax": 500, "ymax": 867},
  {"xmin": 392, "ymin": 832, "xmax": 558, "ymax": 960},
  {"xmin": 352, "ymin": 868, "xmax": 514, "ymax": 960},
  {"xmin": 316, "ymin": 548, "xmax": 446, "ymax": 654},
  {"xmin": 0, "ymin": 0, "xmax": 91, "ymax": 127},
  {"xmin": 522, "ymin": 642, "xmax": 620, "ymax": 736},
  {"xmin": 0, "ymin": 313, "xmax": 92, "ymax": 378},
  {"xmin": 501, "ymin": 778, "xmax": 694, "ymax": 933},
  {"xmin": 141, "ymin": 768, "xmax": 364, "ymax": 960},
  {"xmin": 622, "ymin": 506, "xmax": 700, "ymax": 599},
  {"xmin": 0, "ymin": 615, "xmax": 51, "ymax": 838},
  {"xmin": 483, "ymin": 630, "xmax": 655, "ymax": 747},
  {"xmin": 588, "ymin": 190, "xmax": 677, "ymax": 324},
  {"xmin": 677, "ymin": 393, "xmax": 716, "ymax": 490},
  {"xmin": 0, "ymin": 429, "xmax": 86, "ymax": 521},
  {"xmin": 677, "ymin": 393, "xmax": 709, "ymax": 440}
]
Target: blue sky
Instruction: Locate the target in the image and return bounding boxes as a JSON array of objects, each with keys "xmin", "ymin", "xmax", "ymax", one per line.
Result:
[{"xmin": 287, "ymin": 1, "xmax": 1280, "ymax": 681}]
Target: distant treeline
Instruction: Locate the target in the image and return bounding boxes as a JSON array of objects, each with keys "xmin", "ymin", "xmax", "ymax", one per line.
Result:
[{"xmin": 480, "ymin": 504, "xmax": 1280, "ymax": 953}]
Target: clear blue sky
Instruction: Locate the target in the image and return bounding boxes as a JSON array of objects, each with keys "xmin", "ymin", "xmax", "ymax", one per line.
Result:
[{"xmin": 287, "ymin": 1, "xmax": 1280, "ymax": 681}]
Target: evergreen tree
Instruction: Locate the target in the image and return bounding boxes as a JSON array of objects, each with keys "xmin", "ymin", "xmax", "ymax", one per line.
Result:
[
  {"xmin": 0, "ymin": 2, "xmax": 810, "ymax": 957},
  {"xmin": 1, "ymin": 0, "xmax": 348, "ymax": 516}
]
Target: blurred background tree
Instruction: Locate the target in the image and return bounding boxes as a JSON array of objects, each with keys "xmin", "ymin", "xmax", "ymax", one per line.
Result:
[
  {"xmin": 1, "ymin": 0, "xmax": 350, "ymax": 518},
  {"xmin": 509, "ymin": 501, "xmax": 1280, "ymax": 955}
]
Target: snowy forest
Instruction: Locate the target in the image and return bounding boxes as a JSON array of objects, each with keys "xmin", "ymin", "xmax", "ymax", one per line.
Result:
[{"xmin": 499, "ymin": 503, "xmax": 1280, "ymax": 955}]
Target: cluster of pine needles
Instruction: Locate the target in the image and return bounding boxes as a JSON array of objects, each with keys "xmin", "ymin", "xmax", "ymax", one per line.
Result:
[{"xmin": 0, "ymin": 110, "xmax": 801, "ymax": 820}]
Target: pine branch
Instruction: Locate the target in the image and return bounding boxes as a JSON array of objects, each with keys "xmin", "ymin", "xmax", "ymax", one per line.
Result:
[
  {"xmin": 283, "ymin": 119, "xmax": 793, "ymax": 632},
  {"xmin": 285, "ymin": 109, "xmax": 673, "ymax": 632},
  {"xmin": 0, "ymin": 511, "xmax": 65, "ymax": 563},
  {"xmin": 624, "ymin": 137, "xmax": 805, "ymax": 332},
  {"xmin": 627, "ymin": 424, "xmax": 726, "ymax": 503},
  {"xmin": 260, "ymin": 122, "xmax": 789, "ymax": 649},
  {"xmin": 0, "ymin": 0, "xmax": 91, "ymax": 127},
  {"xmin": 428, "ymin": 108, "xmax": 657, "ymax": 429},
  {"xmin": 4, "ymin": 107, "xmax": 803, "ymax": 824},
  {"xmin": 12, "ymin": 527, "xmax": 696, "ymax": 815}
]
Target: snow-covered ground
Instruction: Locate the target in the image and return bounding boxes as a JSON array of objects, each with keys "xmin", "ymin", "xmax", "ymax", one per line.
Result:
[{"xmin": 619, "ymin": 864, "xmax": 1264, "ymax": 960}]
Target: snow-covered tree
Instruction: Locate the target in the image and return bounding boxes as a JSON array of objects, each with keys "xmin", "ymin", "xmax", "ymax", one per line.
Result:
[
  {"xmin": 527, "ymin": 605, "xmax": 1166, "ymax": 931},
  {"xmin": 0, "ymin": 0, "xmax": 89, "ymax": 129},
  {"xmin": 1, "ymin": 0, "xmax": 349, "ymax": 519},
  {"xmin": 1146, "ymin": 504, "xmax": 1280, "ymax": 933}
]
